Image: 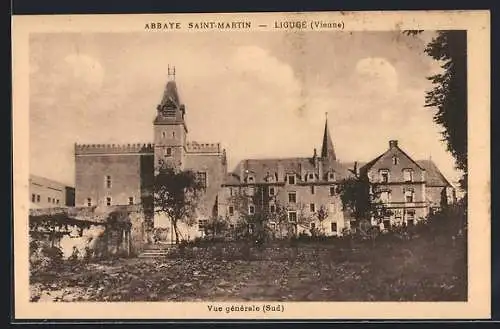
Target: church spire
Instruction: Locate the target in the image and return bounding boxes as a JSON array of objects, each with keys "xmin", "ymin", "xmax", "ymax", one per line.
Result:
[{"xmin": 321, "ymin": 112, "xmax": 336, "ymax": 161}]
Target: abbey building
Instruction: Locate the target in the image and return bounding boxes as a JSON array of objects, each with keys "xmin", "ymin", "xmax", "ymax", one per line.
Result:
[{"xmin": 73, "ymin": 74, "xmax": 455, "ymax": 240}]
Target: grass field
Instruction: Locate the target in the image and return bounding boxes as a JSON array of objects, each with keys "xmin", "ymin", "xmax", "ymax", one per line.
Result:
[{"xmin": 30, "ymin": 233, "xmax": 467, "ymax": 302}]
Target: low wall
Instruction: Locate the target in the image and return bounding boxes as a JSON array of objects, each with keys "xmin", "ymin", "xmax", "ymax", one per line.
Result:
[{"xmin": 29, "ymin": 205, "xmax": 150, "ymax": 259}]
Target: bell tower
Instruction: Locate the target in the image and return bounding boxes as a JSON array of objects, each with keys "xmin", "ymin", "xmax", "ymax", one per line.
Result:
[{"xmin": 153, "ymin": 65, "xmax": 187, "ymax": 171}]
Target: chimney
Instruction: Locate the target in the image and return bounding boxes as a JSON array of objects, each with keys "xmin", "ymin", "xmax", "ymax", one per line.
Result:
[
  {"xmin": 389, "ymin": 140, "xmax": 398, "ymax": 148},
  {"xmin": 239, "ymin": 161, "xmax": 245, "ymax": 183},
  {"xmin": 277, "ymin": 162, "xmax": 284, "ymax": 182},
  {"xmin": 354, "ymin": 161, "xmax": 358, "ymax": 176}
]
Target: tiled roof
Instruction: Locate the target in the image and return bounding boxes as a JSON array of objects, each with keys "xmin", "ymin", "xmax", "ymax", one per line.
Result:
[
  {"xmin": 224, "ymin": 157, "xmax": 354, "ymax": 185},
  {"xmin": 358, "ymin": 154, "xmax": 451, "ymax": 187},
  {"xmin": 416, "ymin": 160, "xmax": 452, "ymax": 187}
]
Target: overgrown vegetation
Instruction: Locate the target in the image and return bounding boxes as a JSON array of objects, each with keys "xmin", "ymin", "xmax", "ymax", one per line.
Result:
[{"xmin": 153, "ymin": 162, "xmax": 204, "ymax": 244}]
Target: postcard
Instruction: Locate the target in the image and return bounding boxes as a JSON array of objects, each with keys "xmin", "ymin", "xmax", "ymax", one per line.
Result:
[{"xmin": 12, "ymin": 10, "xmax": 490, "ymax": 320}]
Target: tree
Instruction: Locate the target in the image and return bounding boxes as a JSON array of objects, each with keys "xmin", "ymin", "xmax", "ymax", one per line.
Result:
[
  {"xmin": 153, "ymin": 164, "xmax": 204, "ymax": 244},
  {"xmin": 336, "ymin": 175, "xmax": 390, "ymax": 230},
  {"xmin": 424, "ymin": 31, "xmax": 467, "ymax": 191},
  {"xmin": 403, "ymin": 30, "xmax": 468, "ymax": 191},
  {"xmin": 315, "ymin": 205, "xmax": 329, "ymax": 236}
]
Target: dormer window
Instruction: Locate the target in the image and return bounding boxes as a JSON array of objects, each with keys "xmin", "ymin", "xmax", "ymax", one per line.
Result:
[
  {"xmin": 247, "ymin": 175, "xmax": 255, "ymax": 183},
  {"xmin": 392, "ymin": 156, "xmax": 399, "ymax": 165},
  {"xmin": 287, "ymin": 174, "xmax": 296, "ymax": 185},
  {"xmin": 379, "ymin": 169, "xmax": 389, "ymax": 183},
  {"xmin": 403, "ymin": 169, "xmax": 414, "ymax": 182},
  {"xmin": 269, "ymin": 187, "xmax": 276, "ymax": 196},
  {"xmin": 265, "ymin": 172, "xmax": 275, "ymax": 183},
  {"xmin": 307, "ymin": 173, "xmax": 315, "ymax": 181},
  {"xmin": 327, "ymin": 172, "xmax": 336, "ymax": 182}
]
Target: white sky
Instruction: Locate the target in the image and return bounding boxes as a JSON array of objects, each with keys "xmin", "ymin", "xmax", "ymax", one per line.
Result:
[{"xmin": 29, "ymin": 31, "xmax": 462, "ymax": 187}]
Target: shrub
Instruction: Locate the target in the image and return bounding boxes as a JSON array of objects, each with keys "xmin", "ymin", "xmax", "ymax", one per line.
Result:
[{"xmin": 30, "ymin": 244, "xmax": 64, "ymax": 274}]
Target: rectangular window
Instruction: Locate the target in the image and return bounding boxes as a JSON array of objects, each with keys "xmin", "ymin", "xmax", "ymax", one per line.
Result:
[
  {"xmin": 310, "ymin": 203, "xmax": 316, "ymax": 212},
  {"xmin": 269, "ymin": 187, "xmax": 276, "ymax": 196},
  {"xmin": 329, "ymin": 203, "xmax": 336, "ymax": 213},
  {"xmin": 48, "ymin": 197, "xmax": 51, "ymax": 203},
  {"xmin": 405, "ymin": 189, "xmax": 414, "ymax": 203},
  {"xmin": 247, "ymin": 175, "xmax": 255, "ymax": 183},
  {"xmin": 331, "ymin": 222, "xmax": 338, "ymax": 232},
  {"xmin": 196, "ymin": 172, "xmax": 207, "ymax": 188},
  {"xmin": 166, "ymin": 147, "xmax": 172, "ymax": 157},
  {"xmin": 247, "ymin": 186, "xmax": 255, "ymax": 196},
  {"xmin": 288, "ymin": 211, "xmax": 297, "ymax": 223},
  {"xmin": 37, "ymin": 195, "xmax": 40, "ymax": 202},
  {"xmin": 308, "ymin": 173, "xmax": 315, "ymax": 181},
  {"xmin": 311, "ymin": 185, "xmax": 315, "ymax": 194},
  {"xmin": 406, "ymin": 209, "xmax": 416, "ymax": 221},
  {"xmin": 106, "ymin": 197, "xmax": 112, "ymax": 206},
  {"xmin": 379, "ymin": 170, "xmax": 389, "ymax": 183},
  {"xmin": 392, "ymin": 156, "xmax": 398, "ymax": 165},
  {"xmin": 56, "ymin": 199, "xmax": 60, "ymax": 205},
  {"xmin": 403, "ymin": 169, "xmax": 413, "ymax": 182},
  {"xmin": 52, "ymin": 198, "xmax": 55, "ymax": 204},
  {"xmin": 269, "ymin": 204, "xmax": 276, "ymax": 213},
  {"xmin": 328, "ymin": 172, "xmax": 336, "ymax": 181},
  {"xmin": 287, "ymin": 175, "xmax": 296, "ymax": 185},
  {"xmin": 288, "ymin": 192, "xmax": 297, "ymax": 203},
  {"xmin": 128, "ymin": 197, "xmax": 134, "ymax": 205},
  {"xmin": 87, "ymin": 198, "xmax": 92, "ymax": 207},
  {"xmin": 248, "ymin": 205, "xmax": 255, "ymax": 215},
  {"xmin": 31, "ymin": 194, "xmax": 36, "ymax": 202},
  {"xmin": 329, "ymin": 186, "xmax": 336, "ymax": 196},
  {"xmin": 105, "ymin": 175, "xmax": 112, "ymax": 188},
  {"xmin": 229, "ymin": 187, "xmax": 233, "ymax": 197},
  {"xmin": 269, "ymin": 222, "xmax": 277, "ymax": 230},
  {"xmin": 228, "ymin": 206, "xmax": 234, "ymax": 216},
  {"xmin": 380, "ymin": 191, "xmax": 390, "ymax": 203}
]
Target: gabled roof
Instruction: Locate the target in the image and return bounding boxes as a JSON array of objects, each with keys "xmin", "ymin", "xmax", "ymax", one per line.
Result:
[
  {"xmin": 416, "ymin": 160, "xmax": 452, "ymax": 187},
  {"xmin": 358, "ymin": 145, "xmax": 452, "ymax": 188},
  {"xmin": 360, "ymin": 145, "xmax": 425, "ymax": 174}
]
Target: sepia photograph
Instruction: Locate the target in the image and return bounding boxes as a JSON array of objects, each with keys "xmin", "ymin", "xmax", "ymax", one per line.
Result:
[{"xmin": 12, "ymin": 11, "xmax": 490, "ymax": 319}]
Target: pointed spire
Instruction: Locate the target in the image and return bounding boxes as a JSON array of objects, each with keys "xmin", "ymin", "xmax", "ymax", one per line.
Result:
[{"xmin": 321, "ymin": 112, "xmax": 337, "ymax": 161}]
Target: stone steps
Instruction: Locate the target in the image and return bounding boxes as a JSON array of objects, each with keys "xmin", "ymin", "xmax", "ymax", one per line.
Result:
[{"xmin": 138, "ymin": 244, "xmax": 177, "ymax": 258}]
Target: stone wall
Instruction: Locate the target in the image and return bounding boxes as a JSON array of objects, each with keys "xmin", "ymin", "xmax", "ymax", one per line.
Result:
[{"xmin": 29, "ymin": 205, "xmax": 149, "ymax": 259}]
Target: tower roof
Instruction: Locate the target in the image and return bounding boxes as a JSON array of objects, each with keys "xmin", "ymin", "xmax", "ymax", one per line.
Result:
[
  {"xmin": 154, "ymin": 66, "xmax": 186, "ymax": 127},
  {"xmin": 160, "ymin": 80, "xmax": 180, "ymax": 107},
  {"xmin": 320, "ymin": 117, "xmax": 336, "ymax": 160}
]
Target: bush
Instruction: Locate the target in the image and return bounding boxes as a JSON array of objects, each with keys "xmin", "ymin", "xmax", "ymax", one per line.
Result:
[{"xmin": 30, "ymin": 244, "xmax": 64, "ymax": 274}]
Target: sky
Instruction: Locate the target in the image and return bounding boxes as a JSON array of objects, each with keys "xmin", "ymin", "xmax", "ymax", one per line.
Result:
[{"xmin": 29, "ymin": 31, "xmax": 462, "ymax": 187}]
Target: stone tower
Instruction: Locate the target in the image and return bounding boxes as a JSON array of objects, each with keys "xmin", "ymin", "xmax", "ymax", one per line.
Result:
[{"xmin": 153, "ymin": 67, "xmax": 187, "ymax": 171}]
